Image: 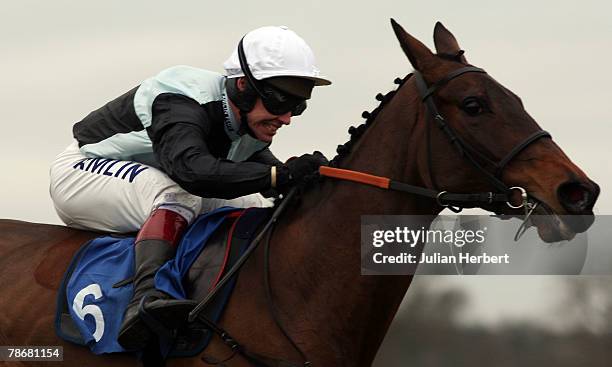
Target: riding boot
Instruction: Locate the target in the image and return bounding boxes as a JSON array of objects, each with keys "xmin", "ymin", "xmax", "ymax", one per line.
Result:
[{"xmin": 117, "ymin": 208, "xmax": 196, "ymax": 350}]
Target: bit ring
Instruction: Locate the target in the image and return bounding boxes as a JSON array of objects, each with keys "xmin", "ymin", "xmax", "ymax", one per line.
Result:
[
  {"xmin": 506, "ymin": 186, "xmax": 527, "ymax": 209},
  {"xmin": 436, "ymin": 191, "xmax": 449, "ymax": 207}
]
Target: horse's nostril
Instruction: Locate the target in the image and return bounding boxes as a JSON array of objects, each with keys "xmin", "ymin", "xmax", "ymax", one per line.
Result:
[
  {"xmin": 566, "ymin": 186, "xmax": 586, "ymax": 203},
  {"xmin": 558, "ymin": 181, "xmax": 595, "ymax": 213}
]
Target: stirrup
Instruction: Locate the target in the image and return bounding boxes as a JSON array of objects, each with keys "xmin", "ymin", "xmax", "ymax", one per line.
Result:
[{"xmin": 138, "ymin": 294, "xmax": 197, "ymax": 339}]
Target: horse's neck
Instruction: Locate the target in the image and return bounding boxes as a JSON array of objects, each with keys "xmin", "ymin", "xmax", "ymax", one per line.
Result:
[{"xmin": 271, "ymin": 83, "xmax": 440, "ymax": 365}]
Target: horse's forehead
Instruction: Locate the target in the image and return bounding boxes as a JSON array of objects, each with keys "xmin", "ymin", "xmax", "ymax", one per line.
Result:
[
  {"xmin": 442, "ymin": 71, "xmax": 510, "ymax": 97},
  {"xmin": 426, "ymin": 59, "xmax": 467, "ymax": 79}
]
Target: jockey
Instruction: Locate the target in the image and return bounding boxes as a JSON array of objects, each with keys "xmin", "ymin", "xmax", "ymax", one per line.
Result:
[{"xmin": 49, "ymin": 25, "xmax": 331, "ymax": 350}]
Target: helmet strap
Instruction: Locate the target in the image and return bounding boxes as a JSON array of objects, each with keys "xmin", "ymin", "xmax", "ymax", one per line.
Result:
[{"xmin": 226, "ymin": 78, "xmax": 257, "ymax": 112}]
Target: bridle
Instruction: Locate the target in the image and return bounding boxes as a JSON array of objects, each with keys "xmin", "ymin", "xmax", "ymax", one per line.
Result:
[
  {"xmin": 415, "ymin": 66, "xmax": 551, "ymax": 213},
  {"xmin": 321, "ymin": 65, "xmax": 551, "ymax": 239}
]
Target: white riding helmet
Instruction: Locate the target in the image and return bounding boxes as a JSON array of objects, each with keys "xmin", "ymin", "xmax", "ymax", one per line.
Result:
[{"xmin": 223, "ymin": 26, "xmax": 332, "ymax": 87}]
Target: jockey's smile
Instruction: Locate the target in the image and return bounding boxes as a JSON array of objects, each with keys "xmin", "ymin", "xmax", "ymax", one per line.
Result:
[{"xmin": 232, "ymin": 89, "xmax": 293, "ymax": 143}]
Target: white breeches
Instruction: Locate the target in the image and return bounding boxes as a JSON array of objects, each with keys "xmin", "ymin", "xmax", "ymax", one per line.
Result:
[{"xmin": 49, "ymin": 141, "xmax": 273, "ymax": 233}]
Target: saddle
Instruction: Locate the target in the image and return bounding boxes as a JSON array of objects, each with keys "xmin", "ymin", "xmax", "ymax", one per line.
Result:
[{"xmin": 55, "ymin": 206, "xmax": 272, "ymax": 357}]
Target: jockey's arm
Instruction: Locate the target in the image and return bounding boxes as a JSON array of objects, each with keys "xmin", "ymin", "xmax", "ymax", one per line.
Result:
[
  {"xmin": 148, "ymin": 94, "xmax": 274, "ymax": 199},
  {"xmin": 248, "ymin": 148, "xmax": 283, "ymax": 166}
]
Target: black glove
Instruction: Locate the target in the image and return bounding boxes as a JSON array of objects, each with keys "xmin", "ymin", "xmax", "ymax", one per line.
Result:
[{"xmin": 276, "ymin": 151, "xmax": 329, "ymax": 191}]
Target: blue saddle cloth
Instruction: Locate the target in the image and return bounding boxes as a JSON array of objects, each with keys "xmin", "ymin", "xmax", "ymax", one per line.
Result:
[{"xmin": 55, "ymin": 206, "xmax": 247, "ymax": 355}]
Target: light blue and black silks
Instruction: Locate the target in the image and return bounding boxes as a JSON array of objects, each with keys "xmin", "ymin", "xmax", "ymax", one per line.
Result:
[{"xmin": 54, "ymin": 206, "xmax": 267, "ymax": 356}]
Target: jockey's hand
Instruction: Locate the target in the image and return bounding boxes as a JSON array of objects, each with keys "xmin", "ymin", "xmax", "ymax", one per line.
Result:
[{"xmin": 276, "ymin": 151, "xmax": 329, "ymax": 191}]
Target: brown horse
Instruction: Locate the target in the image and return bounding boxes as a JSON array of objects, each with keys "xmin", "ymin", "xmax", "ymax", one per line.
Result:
[{"xmin": 0, "ymin": 20, "xmax": 599, "ymax": 367}]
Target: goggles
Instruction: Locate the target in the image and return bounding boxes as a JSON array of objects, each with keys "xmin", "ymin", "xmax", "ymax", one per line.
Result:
[
  {"xmin": 237, "ymin": 37, "xmax": 307, "ymax": 117},
  {"xmin": 258, "ymin": 83, "xmax": 307, "ymax": 116}
]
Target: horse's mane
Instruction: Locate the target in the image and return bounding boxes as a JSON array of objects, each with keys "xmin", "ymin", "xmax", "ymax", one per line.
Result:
[
  {"xmin": 329, "ymin": 73, "xmax": 414, "ymax": 167},
  {"xmin": 328, "ymin": 50, "xmax": 466, "ymax": 167}
]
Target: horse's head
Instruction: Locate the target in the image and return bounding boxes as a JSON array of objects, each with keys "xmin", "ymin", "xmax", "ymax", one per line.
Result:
[{"xmin": 391, "ymin": 19, "xmax": 599, "ymax": 242}]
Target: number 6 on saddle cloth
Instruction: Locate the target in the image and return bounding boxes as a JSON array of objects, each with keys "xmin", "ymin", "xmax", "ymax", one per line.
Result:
[{"xmin": 55, "ymin": 206, "xmax": 272, "ymax": 357}]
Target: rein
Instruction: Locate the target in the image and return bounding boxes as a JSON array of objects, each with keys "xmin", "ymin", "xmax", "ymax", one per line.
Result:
[
  {"xmin": 189, "ymin": 188, "xmax": 311, "ymax": 367},
  {"xmin": 319, "ymin": 166, "xmax": 513, "ymax": 208}
]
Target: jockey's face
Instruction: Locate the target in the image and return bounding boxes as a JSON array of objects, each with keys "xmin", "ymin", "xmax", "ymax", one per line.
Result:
[{"xmin": 246, "ymin": 98, "xmax": 292, "ymax": 143}]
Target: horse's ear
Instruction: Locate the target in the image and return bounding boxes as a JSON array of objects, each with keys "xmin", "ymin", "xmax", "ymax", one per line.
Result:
[
  {"xmin": 433, "ymin": 21, "xmax": 468, "ymax": 64},
  {"xmin": 390, "ymin": 18, "xmax": 435, "ymax": 71}
]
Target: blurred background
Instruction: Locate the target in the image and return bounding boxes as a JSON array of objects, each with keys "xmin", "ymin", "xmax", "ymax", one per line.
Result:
[
  {"xmin": 376, "ymin": 277, "xmax": 612, "ymax": 366},
  {"xmin": 1, "ymin": 1, "xmax": 610, "ymax": 365}
]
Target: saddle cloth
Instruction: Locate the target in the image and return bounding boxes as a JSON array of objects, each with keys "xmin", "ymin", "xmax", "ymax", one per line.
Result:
[{"xmin": 55, "ymin": 206, "xmax": 272, "ymax": 356}]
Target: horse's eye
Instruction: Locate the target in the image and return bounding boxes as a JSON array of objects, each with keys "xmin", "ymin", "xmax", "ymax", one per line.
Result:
[{"xmin": 461, "ymin": 97, "xmax": 485, "ymax": 116}]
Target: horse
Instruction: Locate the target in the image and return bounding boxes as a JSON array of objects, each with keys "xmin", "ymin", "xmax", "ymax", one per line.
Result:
[{"xmin": 0, "ymin": 19, "xmax": 599, "ymax": 367}]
